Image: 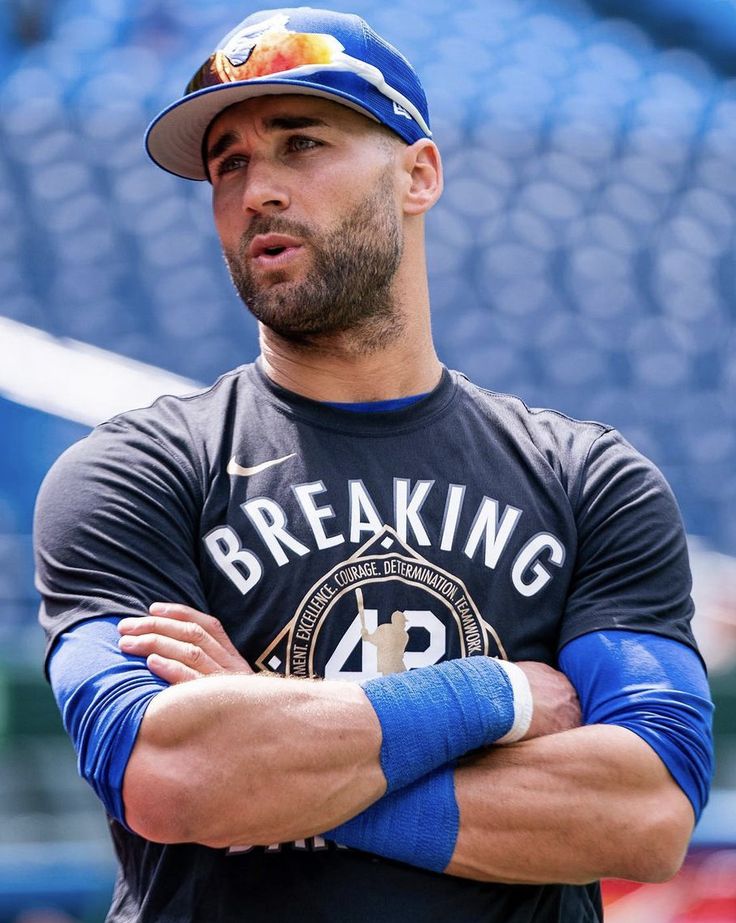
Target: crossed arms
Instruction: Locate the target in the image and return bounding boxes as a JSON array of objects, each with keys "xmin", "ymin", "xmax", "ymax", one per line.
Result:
[{"xmin": 118, "ymin": 603, "xmax": 696, "ymax": 885}]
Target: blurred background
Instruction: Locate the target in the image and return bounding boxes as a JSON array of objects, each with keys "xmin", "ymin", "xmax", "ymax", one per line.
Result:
[{"xmin": 1, "ymin": 0, "xmax": 735, "ymax": 920}]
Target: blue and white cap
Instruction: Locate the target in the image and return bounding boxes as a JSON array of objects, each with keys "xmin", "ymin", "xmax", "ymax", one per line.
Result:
[{"xmin": 146, "ymin": 7, "xmax": 432, "ymax": 180}]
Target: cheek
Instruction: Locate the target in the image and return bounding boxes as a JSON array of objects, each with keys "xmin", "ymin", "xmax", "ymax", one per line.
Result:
[
  {"xmin": 212, "ymin": 190, "xmax": 243, "ymax": 245},
  {"xmin": 302, "ymin": 177, "xmax": 366, "ymax": 227}
]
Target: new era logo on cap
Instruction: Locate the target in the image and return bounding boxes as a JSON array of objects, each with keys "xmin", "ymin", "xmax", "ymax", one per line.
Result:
[{"xmin": 145, "ymin": 6, "xmax": 432, "ymax": 181}]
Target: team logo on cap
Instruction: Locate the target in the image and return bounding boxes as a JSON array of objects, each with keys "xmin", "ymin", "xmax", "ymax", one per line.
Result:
[{"xmin": 186, "ymin": 16, "xmax": 345, "ymax": 94}]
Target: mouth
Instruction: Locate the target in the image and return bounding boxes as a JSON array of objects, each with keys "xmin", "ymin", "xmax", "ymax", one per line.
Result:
[{"xmin": 249, "ymin": 234, "xmax": 304, "ymax": 264}]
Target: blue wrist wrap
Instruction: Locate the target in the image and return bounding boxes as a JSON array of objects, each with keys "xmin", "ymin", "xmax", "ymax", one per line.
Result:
[
  {"xmin": 362, "ymin": 656, "xmax": 515, "ymax": 793},
  {"xmin": 325, "ymin": 763, "xmax": 459, "ymax": 873}
]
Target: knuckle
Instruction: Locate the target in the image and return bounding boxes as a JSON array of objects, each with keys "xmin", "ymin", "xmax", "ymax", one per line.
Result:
[
  {"xmin": 187, "ymin": 623, "xmax": 206, "ymax": 644},
  {"xmin": 129, "ymin": 619, "xmax": 150, "ymax": 634},
  {"xmin": 204, "ymin": 613, "xmax": 223, "ymax": 633}
]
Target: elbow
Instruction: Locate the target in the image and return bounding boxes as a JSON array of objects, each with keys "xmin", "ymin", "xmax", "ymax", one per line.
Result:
[
  {"xmin": 625, "ymin": 847, "xmax": 687, "ymax": 885},
  {"xmin": 121, "ymin": 734, "xmax": 253, "ymax": 848},
  {"xmin": 632, "ymin": 824, "xmax": 691, "ymax": 884},
  {"xmin": 122, "ymin": 743, "xmax": 200, "ymax": 844},
  {"xmin": 611, "ymin": 791, "xmax": 694, "ymax": 884},
  {"xmin": 625, "ymin": 843, "xmax": 688, "ymax": 885},
  {"xmin": 119, "ymin": 685, "xmax": 235, "ymax": 845}
]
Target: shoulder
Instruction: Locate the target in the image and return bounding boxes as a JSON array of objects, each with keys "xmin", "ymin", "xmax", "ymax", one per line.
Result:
[
  {"xmin": 41, "ymin": 364, "xmax": 254, "ymax": 490},
  {"xmin": 35, "ymin": 364, "xmax": 256, "ymax": 534},
  {"xmin": 451, "ymin": 371, "xmax": 676, "ymax": 516},
  {"xmin": 453, "ymin": 371, "xmax": 611, "ymax": 448},
  {"xmin": 103, "ymin": 362, "xmax": 255, "ymax": 447},
  {"xmin": 451, "ymin": 371, "xmax": 630, "ymax": 497}
]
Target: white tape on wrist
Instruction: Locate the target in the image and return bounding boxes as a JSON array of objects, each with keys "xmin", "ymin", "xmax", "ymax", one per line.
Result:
[{"xmin": 494, "ymin": 660, "xmax": 534, "ymax": 744}]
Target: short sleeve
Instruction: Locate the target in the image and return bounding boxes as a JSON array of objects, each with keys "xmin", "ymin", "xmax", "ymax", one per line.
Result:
[
  {"xmin": 560, "ymin": 429, "xmax": 696, "ymax": 653},
  {"xmin": 34, "ymin": 420, "xmax": 209, "ymax": 670}
]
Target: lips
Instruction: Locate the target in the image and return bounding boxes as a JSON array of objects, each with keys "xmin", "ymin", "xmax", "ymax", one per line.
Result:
[{"xmin": 248, "ymin": 234, "xmax": 303, "ymax": 260}]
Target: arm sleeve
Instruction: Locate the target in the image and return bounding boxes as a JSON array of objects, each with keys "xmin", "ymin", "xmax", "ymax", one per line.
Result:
[
  {"xmin": 36, "ymin": 419, "xmax": 207, "ymax": 824},
  {"xmin": 48, "ymin": 616, "xmax": 167, "ymax": 826},
  {"xmin": 559, "ymin": 629, "xmax": 714, "ymax": 821},
  {"xmin": 328, "ymin": 630, "xmax": 714, "ymax": 871}
]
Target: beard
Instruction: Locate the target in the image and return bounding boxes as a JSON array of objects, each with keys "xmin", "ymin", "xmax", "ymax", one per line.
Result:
[{"xmin": 223, "ymin": 170, "xmax": 405, "ymax": 349}]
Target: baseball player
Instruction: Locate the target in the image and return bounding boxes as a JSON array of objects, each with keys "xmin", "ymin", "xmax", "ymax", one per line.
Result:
[{"xmin": 35, "ymin": 8, "xmax": 714, "ymax": 922}]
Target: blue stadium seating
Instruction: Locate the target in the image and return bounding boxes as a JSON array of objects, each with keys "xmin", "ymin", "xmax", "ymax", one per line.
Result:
[
  {"xmin": 1, "ymin": 6, "xmax": 735, "ymax": 916},
  {"xmin": 2, "ymin": 0, "xmax": 736, "ymax": 608}
]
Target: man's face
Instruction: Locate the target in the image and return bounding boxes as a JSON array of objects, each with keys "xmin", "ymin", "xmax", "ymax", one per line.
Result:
[{"xmin": 207, "ymin": 95, "xmax": 405, "ymax": 343}]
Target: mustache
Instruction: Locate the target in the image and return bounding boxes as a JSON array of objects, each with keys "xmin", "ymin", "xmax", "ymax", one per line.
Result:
[{"xmin": 239, "ymin": 216, "xmax": 315, "ymax": 256}]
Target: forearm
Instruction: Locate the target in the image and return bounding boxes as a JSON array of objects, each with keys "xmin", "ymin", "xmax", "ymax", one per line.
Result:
[
  {"xmin": 118, "ymin": 606, "xmax": 572, "ymax": 848},
  {"xmin": 327, "ymin": 633, "xmax": 710, "ymax": 883},
  {"xmin": 447, "ymin": 724, "xmax": 694, "ymax": 885},
  {"xmin": 124, "ymin": 654, "xmax": 534, "ymax": 846},
  {"xmin": 124, "ymin": 673, "xmax": 385, "ymax": 847}
]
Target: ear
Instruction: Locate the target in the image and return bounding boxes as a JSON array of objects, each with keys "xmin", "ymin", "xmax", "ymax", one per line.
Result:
[{"xmin": 401, "ymin": 140, "xmax": 443, "ymax": 216}]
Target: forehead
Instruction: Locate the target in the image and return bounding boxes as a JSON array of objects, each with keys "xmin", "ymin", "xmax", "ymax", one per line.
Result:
[{"xmin": 208, "ymin": 93, "xmax": 379, "ymax": 137}]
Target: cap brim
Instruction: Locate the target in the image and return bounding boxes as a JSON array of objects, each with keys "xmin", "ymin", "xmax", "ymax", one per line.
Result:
[{"xmin": 145, "ymin": 79, "xmax": 384, "ymax": 181}]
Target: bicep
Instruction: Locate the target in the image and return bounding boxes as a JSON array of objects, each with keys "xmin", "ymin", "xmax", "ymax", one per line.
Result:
[
  {"xmin": 49, "ymin": 616, "xmax": 167, "ymax": 825},
  {"xmin": 558, "ymin": 629, "xmax": 714, "ymax": 820},
  {"xmin": 562, "ymin": 430, "xmax": 695, "ymax": 650},
  {"xmin": 35, "ymin": 424, "xmax": 208, "ymax": 662}
]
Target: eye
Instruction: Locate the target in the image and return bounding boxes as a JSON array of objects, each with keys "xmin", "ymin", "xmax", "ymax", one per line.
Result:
[
  {"xmin": 287, "ymin": 135, "xmax": 321, "ymax": 153},
  {"xmin": 215, "ymin": 154, "xmax": 249, "ymax": 177}
]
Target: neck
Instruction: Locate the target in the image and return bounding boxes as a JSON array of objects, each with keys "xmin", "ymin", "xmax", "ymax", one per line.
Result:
[
  {"xmin": 258, "ymin": 242, "xmax": 442, "ymax": 403},
  {"xmin": 259, "ymin": 326, "xmax": 441, "ymax": 403}
]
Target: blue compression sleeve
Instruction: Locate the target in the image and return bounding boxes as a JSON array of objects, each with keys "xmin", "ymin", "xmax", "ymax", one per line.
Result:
[
  {"xmin": 559, "ymin": 630, "xmax": 714, "ymax": 820},
  {"xmin": 52, "ymin": 618, "xmax": 713, "ymax": 870},
  {"xmin": 327, "ymin": 630, "xmax": 714, "ymax": 871},
  {"xmin": 362, "ymin": 656, "xmax": 530, "ymax": 792},
  {"xmin": 325, "ymin": 763, "xmax": 459, "ymax": 872},
  {"xmin": 48, "ymin": 617, "xmax": 168, "ymax": 826}
]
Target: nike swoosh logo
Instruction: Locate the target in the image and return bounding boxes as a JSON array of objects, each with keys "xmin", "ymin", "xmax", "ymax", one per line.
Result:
[{"xmin": 227, "ymin": 453, "xmax": 296, "ymax": 477}]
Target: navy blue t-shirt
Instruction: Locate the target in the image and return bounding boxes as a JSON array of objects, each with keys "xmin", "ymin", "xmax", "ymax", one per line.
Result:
[{"xmin": 35, "ymin": 362, "xmax": 697, "ymax": 923}]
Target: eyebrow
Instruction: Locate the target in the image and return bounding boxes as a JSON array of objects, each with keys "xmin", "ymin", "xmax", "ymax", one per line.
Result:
[
  {"xmin": 206, "ymin": 129, "xmax": 240, "ymax": 164},
  {"xmin": 265, "ymin": 115, "xmax": 328, "ymax": 131},
  {"xmin": 205, "ymin": 116, "xmax": 329, "ymax": 164}
]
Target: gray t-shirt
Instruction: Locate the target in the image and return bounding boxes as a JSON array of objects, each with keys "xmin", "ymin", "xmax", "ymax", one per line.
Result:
[{"xmin": 35, "ymin": 361, "xmax": 696, "ymax": 923}]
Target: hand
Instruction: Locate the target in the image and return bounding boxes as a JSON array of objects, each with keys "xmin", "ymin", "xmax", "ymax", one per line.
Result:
[
  {"xmin": 515, "ymin": 661, "xmax": 582, "ymax": 740},
  {"xmin": 118, "ymin": 602, "xmax": 253, "ymax": 685}
]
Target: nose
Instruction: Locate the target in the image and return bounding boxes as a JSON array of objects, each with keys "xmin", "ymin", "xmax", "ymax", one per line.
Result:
[{"xmin": 241, "ymin": 155, "xmax": 290, "ymax": 215}]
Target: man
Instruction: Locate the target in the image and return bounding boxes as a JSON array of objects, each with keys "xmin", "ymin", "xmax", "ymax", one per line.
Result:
[{"xmin": 35, "ymin": 8, "xmax": 713, "ymax": 922}]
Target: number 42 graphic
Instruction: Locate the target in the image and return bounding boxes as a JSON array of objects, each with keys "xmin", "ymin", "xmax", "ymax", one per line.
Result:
[{"xmin": 324, "ymin": 588, "xmax": 447, "ymax": 681}]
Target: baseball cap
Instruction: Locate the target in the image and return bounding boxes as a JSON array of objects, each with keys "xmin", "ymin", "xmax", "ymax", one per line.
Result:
[{"xmin": 146, "ymin": 7, "xmax": 432, "ymax": 181}]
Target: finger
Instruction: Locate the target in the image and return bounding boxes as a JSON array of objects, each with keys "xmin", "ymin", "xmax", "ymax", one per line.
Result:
[
  {"xmin": 119, "ymin": 615, "xmax": 247, "ymax": 672},
  {"xmin": 119, "ymin": 632, "xmax": 222, "ymax": 675},
  {"xmin": 149, "ymin": 602, "xmax": 209, "ymax": 620},
  {"xmin": 146, "ymin": 653, "xmax": 201, "ymax": 685},
  {"xmin": 119, "ymin": 615, "xmax": 212, "ymax": 640},
  {"xmin": 147, "ymin": 603, "xmax": 246, "ymax": 662}
]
